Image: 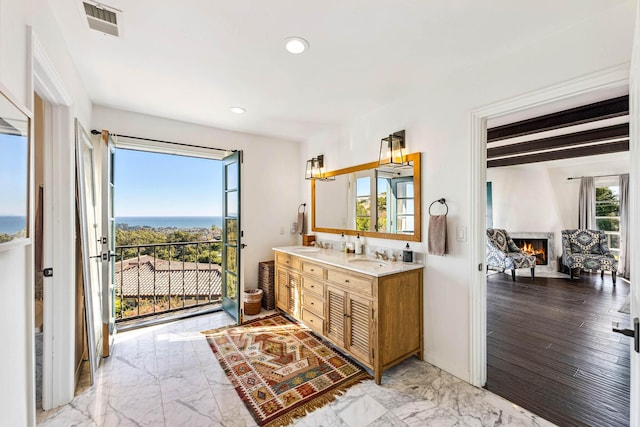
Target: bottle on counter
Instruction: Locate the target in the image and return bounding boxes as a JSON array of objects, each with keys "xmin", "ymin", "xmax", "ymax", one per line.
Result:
[
  {"xmin": 339, "ymin": 233, "xmax": 346, "ymax": 252},
  {"xmin": 355, "ymin": 233, "xmax": 363, "ymax": 255},
  {"xmin": 403, "ymin": 243, "xmax": 413, "ymax": 262}
]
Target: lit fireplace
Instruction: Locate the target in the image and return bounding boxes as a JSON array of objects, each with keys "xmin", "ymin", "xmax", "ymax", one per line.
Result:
[{"xmin": 512, "ymin": 238, "xmax": 548, "ymax": 265}]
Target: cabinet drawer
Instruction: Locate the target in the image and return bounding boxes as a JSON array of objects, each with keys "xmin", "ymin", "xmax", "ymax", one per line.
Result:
[
  {"xmin": 303, "ymin": 292, "xmax": 324, "ymax": 317},
  {"xmin": 276, "ymin": 252, "xmax": 301, "ymax": 270},
  {"xmin": 302, "ymin": 262, "xmax": 325, "ymax": 278},
  {"xmin": 302, "ymin": 309, "xmax": 324, "ymax": 335},
  {"xmin": 327, "ymin": 269, "xmax": 373, "ymax": 296},
  {"xmin": 302, "ymin": 277, "xmax": 323, "ymax": 297}
]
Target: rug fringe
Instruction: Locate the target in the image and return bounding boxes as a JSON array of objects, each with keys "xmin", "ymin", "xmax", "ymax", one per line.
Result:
[{"xmin": 262, "ymin": 372, "xmax": 372, "ymax": 427}]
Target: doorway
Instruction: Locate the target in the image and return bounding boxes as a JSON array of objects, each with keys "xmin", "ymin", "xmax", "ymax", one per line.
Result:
[{"xmin": 469, "ymin": 65, "xmax": 634, "ymax": 424}]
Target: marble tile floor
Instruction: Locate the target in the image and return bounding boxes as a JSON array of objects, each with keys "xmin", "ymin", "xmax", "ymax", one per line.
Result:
[{"xmin": 37, "ymin": 311, "xmax": 555, "ymax": 427}]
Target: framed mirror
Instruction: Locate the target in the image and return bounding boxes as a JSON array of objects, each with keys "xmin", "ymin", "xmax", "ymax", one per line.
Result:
[
  {"xmin": 0, "ymin": 84, "xmax": 31, "ymax": 250},
  {"xmin": 312, "ymin": 152, "xmax": 421, "ymax": 241}
]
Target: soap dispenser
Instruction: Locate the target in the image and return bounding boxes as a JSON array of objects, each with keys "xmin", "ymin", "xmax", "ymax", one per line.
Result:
[
  {"xmin": 402, "ymin": 243, "xmax": 413, "ymax": 262},
  {"xmin": 355, "ymin": 233, "xmax": 363, "ymax": 255},
  {"xmin": 339, "ymin": 233, "xmax": 346, "ymax": 252}
]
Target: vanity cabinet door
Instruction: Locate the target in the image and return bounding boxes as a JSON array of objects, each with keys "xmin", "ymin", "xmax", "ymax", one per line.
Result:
[
  {"xmin": 275, "ymin": 266, "xmax": 301, "ymax": 318},
  {"xmin": 326, "ymin": 286, "xmax": 346, "ymax": 346},
  {"xmin": 326, "ymin": 285, "xmax": 373, "ymax": 367},
  {"xmin": 345, "ymin": 293, "xmax": 373, "ymax": 366}
]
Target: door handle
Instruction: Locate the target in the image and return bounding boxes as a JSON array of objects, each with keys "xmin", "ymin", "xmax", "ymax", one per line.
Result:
[
  {"xmin": 612, "ymin": 317, "xmax": 639, "ymax": 353},
  {"xmin": 241, "ymin": 243, "xmax": 247, "ymax": 249}
]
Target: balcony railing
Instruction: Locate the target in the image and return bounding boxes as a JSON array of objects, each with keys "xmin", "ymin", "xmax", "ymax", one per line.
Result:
[{"xmin": 115, "ymin": 241, "xmax": 222, "ymax": 322}]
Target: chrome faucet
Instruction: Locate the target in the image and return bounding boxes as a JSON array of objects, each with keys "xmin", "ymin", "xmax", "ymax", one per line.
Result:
[{"xmin": 374, "ymin": 250, "xmax": 388, "ymax": 261}]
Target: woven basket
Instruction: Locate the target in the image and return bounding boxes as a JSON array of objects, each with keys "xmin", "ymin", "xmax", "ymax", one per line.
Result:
[
  {"xmin": 244, "ymin": 289, "xmax": 263, "ymax": 315},
  {"xmin": 258, "ymin": 261, "xmax": 275, "ymax": 310}
]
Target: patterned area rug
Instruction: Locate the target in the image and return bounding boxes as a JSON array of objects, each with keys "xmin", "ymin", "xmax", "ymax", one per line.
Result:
[{"xmin": 202, "ymin": 314, "xmax": 370, "ymax": 427}]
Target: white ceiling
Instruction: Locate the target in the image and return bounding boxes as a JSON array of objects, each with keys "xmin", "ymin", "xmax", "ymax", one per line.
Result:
[{"xmin": 49, "ymin": 0, "xmax": 632, "ymax": 142}]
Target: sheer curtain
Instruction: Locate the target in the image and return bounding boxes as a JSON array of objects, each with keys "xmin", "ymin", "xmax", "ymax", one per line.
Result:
[
  {"xmin": 578, "ymin": 177, "xmax": 595, "ymax": 229},
  {"xmin": 619, "ymin": 173, "xmax": 630, "ymax": 279}
]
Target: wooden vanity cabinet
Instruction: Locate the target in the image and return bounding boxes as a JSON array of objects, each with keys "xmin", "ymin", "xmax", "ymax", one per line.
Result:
[{"xmin": 274, "ymin": 250, "xmax": 423, "ymax": 384}]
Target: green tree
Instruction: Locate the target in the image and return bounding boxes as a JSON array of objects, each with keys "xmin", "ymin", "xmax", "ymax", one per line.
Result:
[
  {"xmin": 595, "ymin": 187, "xmax": 619, "ymax": 217},
  {"xmin": 596, "ymin": 186, "xmax": 620, "ymax": 232}
]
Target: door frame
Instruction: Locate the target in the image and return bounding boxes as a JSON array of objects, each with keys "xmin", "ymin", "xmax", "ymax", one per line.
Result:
[
  {"xmin": 468, "ymin": 63, "xmax": 630, "ymax": 388},
  {"xmin": 29, "ymin": 28, "xmax": 76, "ymax": 411}
]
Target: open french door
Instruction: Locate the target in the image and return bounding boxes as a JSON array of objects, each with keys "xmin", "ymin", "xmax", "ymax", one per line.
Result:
[
  {"xmin": 221, "ymin": 150, "xmax": 243, "ymax": 323},
  {"xmin": 100, "ymin": 130, "xmax": 116, "ymax": 356},
  {"xmin": 75, "ymin": 120, "xmax": 102, "ymax": 383}
]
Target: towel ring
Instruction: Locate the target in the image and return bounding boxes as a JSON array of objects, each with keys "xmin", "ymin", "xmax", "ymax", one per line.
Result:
[
  {"xmin": 428, "ymin": 198, "xmax": 448, "ymax": 216},
  {"xmin": 298, "ymin": 203, "xmax": 306, "ymax": 213}
]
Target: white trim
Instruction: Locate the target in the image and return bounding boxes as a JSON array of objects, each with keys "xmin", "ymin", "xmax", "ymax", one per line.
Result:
[
  {"xmin": 628, "ymin": 4, "xmax": 640, "ymax": 426},
  {"xmin": 31, "ymin": 27, "xmax": 76, "ymax": 410},
  {"xmin": 469, "ymin": 63, "xmax": 630, "ymax": 388}
]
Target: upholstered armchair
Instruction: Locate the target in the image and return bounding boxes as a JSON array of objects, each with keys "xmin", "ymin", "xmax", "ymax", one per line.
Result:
[
  {"xmin": 486, "ymin": 228, "xmax": 536, "ymax": 281},
  {"xmin": 560, "ymin": 229, "xmax": 617, "ymax": 284}
]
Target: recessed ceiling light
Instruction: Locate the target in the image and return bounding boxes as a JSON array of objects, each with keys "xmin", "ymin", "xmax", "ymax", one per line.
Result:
[
  {"xmin": 284, "ymin": 37, "xmax": 309, "ymax": 54},
  {"xmin": 230, "ymin": 106, "xmax": 247, "ymax": 114}
]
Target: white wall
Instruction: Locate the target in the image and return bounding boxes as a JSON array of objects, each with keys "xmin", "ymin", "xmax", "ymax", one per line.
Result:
[
  {"xmin": 91, "ymin": 106, "xmax": 300, "ymax": 290},
  {"xmin": 487, "ymin": 153, "xmax": 630, "ymax": 257},
  {"xmin": 0, "ymin": 0, "xmax": 93, "ymax": 423},
  {"xmin": 301, "ymin": 2, "xmax": 635, "ymax": 381}
]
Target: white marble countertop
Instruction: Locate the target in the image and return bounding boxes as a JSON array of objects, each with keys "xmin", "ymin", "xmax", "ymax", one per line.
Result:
[{"xmin": 273, "ymin": 246, "xmax": 424, "ymax": 277}]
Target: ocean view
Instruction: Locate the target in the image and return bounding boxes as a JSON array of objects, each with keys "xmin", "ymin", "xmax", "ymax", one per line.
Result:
[
  {"xmin": 0, "ymin": 216, "xmax": 26, "ymax": 234},
  {"xmin": 117, "ymin": 216, "xmax": 223, "ymax": 229}
]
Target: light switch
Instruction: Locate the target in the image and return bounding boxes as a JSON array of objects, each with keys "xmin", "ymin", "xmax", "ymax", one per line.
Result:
[{"xmin": 456, "ymin": 226, "xmax": 466, "ymax": 242}]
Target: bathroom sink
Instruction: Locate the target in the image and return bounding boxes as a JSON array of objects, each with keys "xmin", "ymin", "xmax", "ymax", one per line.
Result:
[
  {"xmin": 347, "ymin": 258, "xmax": 391, "ymax": 268},
  {"xmin": 292, "ymin": 247, "xmax": 321, "ymax": 253}
]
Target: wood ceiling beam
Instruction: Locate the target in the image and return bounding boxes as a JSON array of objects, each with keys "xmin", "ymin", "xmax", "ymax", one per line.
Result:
[
  {"xmin": 487, "ymin": 139, "xmax": 629, "ymax": 168},
  {"xmin": 487, "ymin": 95, "xmax": 629, "ymax": 143},
  {"xmin": 487, "ymin": 123, "xmax": 629, "ymax": 158}
]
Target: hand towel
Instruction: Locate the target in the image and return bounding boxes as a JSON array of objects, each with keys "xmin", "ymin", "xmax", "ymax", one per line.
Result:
[
  {"xmin": 296, "ymin": 211, "xmax": 305, "ymax": 235},
  {"xmin": 428, "ymin": 214, "xmax": 448, "ymax": 256}
]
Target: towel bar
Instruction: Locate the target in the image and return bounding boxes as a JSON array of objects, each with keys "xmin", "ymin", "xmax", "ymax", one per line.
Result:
[{"xmin": 428, "ymin": 198, "xmax": 448, "ymax": 216}]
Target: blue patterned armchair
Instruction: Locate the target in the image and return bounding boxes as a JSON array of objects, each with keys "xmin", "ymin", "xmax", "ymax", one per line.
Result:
[
  {"xmin": 486, "ymin": 229, "xmax": 536, "ymax": 281},
  {"xmin": 561, "ymin": 229, "xmax": 617, "ymax": 284}
]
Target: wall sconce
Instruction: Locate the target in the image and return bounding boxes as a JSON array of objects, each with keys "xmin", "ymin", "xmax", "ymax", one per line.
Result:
[
  {"xmin": 304, "ymin": 155, "xmax": 334, "ymax": 181},
  {"xmin": 379, "ymin": 130, "xmax": 407, "ymax": 167}
]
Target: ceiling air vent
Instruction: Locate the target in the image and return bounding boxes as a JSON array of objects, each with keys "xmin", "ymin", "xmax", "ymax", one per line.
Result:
[{"xmin": 83, "ymin": 2, "xmax": 119, "ymax": 37}]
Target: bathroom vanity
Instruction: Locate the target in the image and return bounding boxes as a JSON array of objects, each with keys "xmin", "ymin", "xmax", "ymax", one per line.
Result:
[{"xmin": 273, "ymin": 246, "xmax": 424, "ymax": 384}]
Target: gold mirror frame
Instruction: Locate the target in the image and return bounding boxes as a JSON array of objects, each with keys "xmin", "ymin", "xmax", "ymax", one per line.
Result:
[{"xmin": 311, "ymin": 152, "xmax": 421, "ymax": 241}]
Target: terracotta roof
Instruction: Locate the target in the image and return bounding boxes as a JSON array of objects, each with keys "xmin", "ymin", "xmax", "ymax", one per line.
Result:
[{"xmin": 115, "ymin": 256, "xmax": 222, "ymax": 298}]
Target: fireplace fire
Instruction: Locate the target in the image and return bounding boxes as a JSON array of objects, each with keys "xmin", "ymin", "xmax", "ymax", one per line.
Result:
[{"xmin": 513, "ymin": 238, "xmax": 548, "ymax": 265}]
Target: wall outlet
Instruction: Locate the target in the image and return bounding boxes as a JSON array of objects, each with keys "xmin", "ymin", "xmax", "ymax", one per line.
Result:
[
  {"xmin": 290, "ymin": 223, "xmax": 297, "ymax": 234},
  {"xmin": 279, "ymin": 226, "xmax": 285, "ymax": 235}
]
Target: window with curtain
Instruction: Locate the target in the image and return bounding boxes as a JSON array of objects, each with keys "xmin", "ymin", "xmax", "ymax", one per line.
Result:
[{"xmin": 595, "ymin": 178, "xmax": 620, "ymax": 259}]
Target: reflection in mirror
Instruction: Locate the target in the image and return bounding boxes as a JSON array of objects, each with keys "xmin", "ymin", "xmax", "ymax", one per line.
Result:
[
  {"xmin": 0, "ymin": 85, "xmax": 30, "ymax": 248},
  {"xmin": 312, "ymin": 152, "xmax": 420, "ymax": 241}
]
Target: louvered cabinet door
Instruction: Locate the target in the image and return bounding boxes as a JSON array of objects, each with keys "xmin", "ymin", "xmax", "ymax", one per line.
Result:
[
  {"xmin": 326, "ymin": 286, "xmax": 346, "ymax": 346},
  {"xmin": 275, "ymin": 267, "xmax": 290, "ymax": 313},
  {"xmin": 346, "ymin": 293, "xmax": 373, "ymax": 365},
  {"xmin": 288, "ymin": 272, "xmax": 301, "ymax": 318}
]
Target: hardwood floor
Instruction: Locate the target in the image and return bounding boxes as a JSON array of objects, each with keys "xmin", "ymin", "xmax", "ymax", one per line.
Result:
[{"xmin": 486, "ymin": 271, "xmax": 631, "ymax": 427}]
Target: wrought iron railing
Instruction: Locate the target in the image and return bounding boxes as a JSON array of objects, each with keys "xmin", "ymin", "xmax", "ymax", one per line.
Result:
[{"xmin": 114, "ymin": 240, "xmax": 222, "ymax": 321}]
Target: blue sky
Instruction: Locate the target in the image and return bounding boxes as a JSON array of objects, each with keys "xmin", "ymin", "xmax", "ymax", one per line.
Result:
[
  {"xmin": 0, "ymin": 133, "xmax": 28, "ymax": 216},
  {"xmin": 115, "ymin": 149, "xmax": 222, "ymax": 216}
]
